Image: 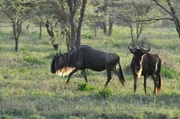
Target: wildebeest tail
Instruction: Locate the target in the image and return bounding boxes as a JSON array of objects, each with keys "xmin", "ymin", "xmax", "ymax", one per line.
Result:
[
  {"xmin": 157, "ymin": 73, "xmax": 162, "ymax": 93},
  {"xmin": 118, "ymin": 61, "xmax": 125, "ymax": 85},
  {"xmin": 157, "ymin": 56, "xmax": 163, "ymax": 93}
]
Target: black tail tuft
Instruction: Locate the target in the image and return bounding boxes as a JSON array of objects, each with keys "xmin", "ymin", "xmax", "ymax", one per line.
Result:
[
  {"xmin": 118, "ymin": 62, "xmax": 125, "ymax": 86},
  {"xmin": 157, "ymin": 73, "xmax": 162, "ymax": 93}
]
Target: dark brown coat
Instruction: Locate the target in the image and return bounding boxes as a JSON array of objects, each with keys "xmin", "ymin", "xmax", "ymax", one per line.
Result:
[{"xmin": 129, "ymin": 45, "xmax": 163, "ymax": 94}]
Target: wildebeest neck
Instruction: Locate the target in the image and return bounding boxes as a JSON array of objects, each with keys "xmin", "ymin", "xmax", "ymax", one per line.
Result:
[{"xmin": 134, "ymin": 54, "xmax": 145, "ymax": 78}]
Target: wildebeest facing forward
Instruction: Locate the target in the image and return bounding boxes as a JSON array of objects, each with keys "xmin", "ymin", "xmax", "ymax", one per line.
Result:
[
  {"xmin": 128, "ymin": 43, "xmax": 163, "ymax": 94},
  {"xmin": 51, "ymin": 45, "xmax": 125, "ymax": 86}
]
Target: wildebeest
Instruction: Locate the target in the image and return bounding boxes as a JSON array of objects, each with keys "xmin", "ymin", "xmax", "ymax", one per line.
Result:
[
  {"xmin": 128, "ymin": 43, "xmax": 163, "ymax": 94},
  {"xmin": 51, "ymin": 45, "xmax": 125, "ymax": 86}
]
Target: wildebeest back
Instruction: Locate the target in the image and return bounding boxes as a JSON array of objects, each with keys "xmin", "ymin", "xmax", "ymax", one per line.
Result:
[{"xmin": 66, "ymin": 45, "xmax": 119, "ymax": 71}]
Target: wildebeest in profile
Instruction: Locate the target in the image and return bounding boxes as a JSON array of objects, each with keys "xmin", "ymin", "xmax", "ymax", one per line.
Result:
[
  {"xmin": 51, "ymin": 45, "xmax": 125, "ymax": 87},
  {"xmin": 128, "ymin": 43, "xmax": 163, "ymax": 94}
]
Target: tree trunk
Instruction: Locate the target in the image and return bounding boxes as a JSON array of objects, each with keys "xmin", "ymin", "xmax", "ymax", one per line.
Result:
[
  {"xmin": 136, "ymin": 23, "xmax": 143, "ymax": 40},
  {"xmin": 76, "ymin": 0, "xmax": 87, "ymax": 47},
  {"xmin": 65, "ymin": 28, "xmax": 70, "ymax": 51},
  {"xmin": 12, "ymin": 20, "xmax": 22, "ymax": 52},
  {"xmin": 39, "ymin": 21, "xmax": 42, "ymax": 39},
  {"xmin": 102, "ymin": 22, "xmax": 107, "ymax": 35},
  {"xmin": 69, "ymin": 15, "xmax": 76, "ymax": 49},
  {"xmin": 152, "ymin": 0, "xmax": 180, "ymax": 39},
  {"xmin": 166, "ymin": 0, "xmax": 180, "ymax": 39},
  {"xmin": 93, "ymin": 26, "xmax": 97, "ymax": 37},
  {"xmin": 67, "ymin": 0, "xmax": 76, "ymax": 49},
  {"xmin": 108, "ymin": 18, "xmax": 113, "ymax": 36},
  {"xmin": 15, "ymin": 38, "xmax": 18, "ymax": 52},
  {"xmin": 130, "ymin": 25, "xmax": 134, "ymax": 42}
]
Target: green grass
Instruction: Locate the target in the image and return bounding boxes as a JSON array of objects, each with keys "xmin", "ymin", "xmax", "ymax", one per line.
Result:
[{"xmin": 0, "ymin": 25, "xmax": 180, "ymax": 118}]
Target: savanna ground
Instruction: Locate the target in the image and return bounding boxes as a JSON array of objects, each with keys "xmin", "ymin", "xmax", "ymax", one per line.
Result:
[{"xmin": 1, "ymin": 23, "xmax": 180, "ymax": 119}]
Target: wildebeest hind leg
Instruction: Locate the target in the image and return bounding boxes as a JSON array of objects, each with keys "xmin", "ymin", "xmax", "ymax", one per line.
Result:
[
  {"xmin": 66, "ymin": 68, "xmax": 79, "ymax": 83},
  {"xmin": 112, "ymin": 68, "xmax": 124, "ymax": 86},
  {"xmin": 105, "ymin": 68, "xmax": 112, "ymax": 87},
  {"xmin": 151, "ymin": 75, "xmax": 157, "ymax": 94},
  {"xmin": 81, "ymin": 70, "xmax": 88, "ymax": 82}
]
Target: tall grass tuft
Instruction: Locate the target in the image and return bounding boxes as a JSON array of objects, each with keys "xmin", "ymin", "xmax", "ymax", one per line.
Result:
[
  {"xmin": 29, "ymin": 115, "xmax": 45, "ymax": 119},
  {"xmin": 77, "ymin": 82, "xmax": 94, "ymax": 91},
  {"xmin": 24, "ymin": 56, "xmax": 46, "ymax": 65},
  {"xmin": 96, "ymin": 88, "xmax": 114, "ymax": 99},
  {"xmin": 161, "ymin": 67, "xmax": 178, "ymax": 79}
]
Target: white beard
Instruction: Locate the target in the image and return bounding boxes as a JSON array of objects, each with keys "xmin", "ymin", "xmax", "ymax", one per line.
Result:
[
  {"xmin": 135, "ymin": 67, "xmax": 142, "ymax": 78},
  {"xmin": 55, "ymin": 67, "xmax": 75, "ymax": 77}
]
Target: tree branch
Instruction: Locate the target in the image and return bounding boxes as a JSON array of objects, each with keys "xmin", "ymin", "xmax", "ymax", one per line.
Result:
[
  {"xmin": 151, "ymin": 0, "xmax": 173, "ymax": 18},
  {"xmin": 135, "ymin": 17, "xmax": 174, "ymax": 23}
]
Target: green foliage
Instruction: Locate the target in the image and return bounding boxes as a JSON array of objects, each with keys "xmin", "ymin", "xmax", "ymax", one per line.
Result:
[
  {"xmin": 96, "ymin": 88, "xmax": 114, "ymax": 99},
  {"xmin": 18, "ymin": 67, "xmax": 28, "ymax": 73},
  {"xmin": 77, "ymin": 82, "xmax": 94, "ymax": 91},
  {"xmin": 24, "ymin": 56, "xmax": 45, "ymax": 65},
  {"xmin": 45, "ymin": 52, "xmax": 56, "ymax": 59},
  {"xmin": 1, "ymin": 25, "xmax": 180, "ymax": 119},
  {"xmin": 0, "ymin": 115, "xmax": 11, "ymax": 119},
  {"xmin": 29, "ymin": 115, "xmax": 45, "ymax": 119},
  {"xmin": 161, "ymin": 67, "xmax": 178, "ymax": 79},
  {"xmin": 81, "ymin": 33, "xmax": 94, "ymax": 39}
]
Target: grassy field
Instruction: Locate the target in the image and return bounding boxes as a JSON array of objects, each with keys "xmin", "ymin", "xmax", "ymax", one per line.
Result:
[{"xmin": 1, "ymin": 24, "xmax": 180, "ymax": 119}]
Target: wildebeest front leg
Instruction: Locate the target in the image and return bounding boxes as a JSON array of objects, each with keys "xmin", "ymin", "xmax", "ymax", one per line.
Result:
[
  {"xmin": 66, "ymin": 68, "xmax": 79, "ymax": 83},
  {"xmin": 105, "ymin": 68, "xmax": 112, "ymax": 87},
  {"xmin": 134, "ymin": 76, "xmax": 137, "ymax": 94},
  {"xmin": 144, "ymin": 74, "xmax": 147, "ymax": 94},
  {"xmin": 81, "ymin": 70, "xmax": 88, "ymax": 82}
]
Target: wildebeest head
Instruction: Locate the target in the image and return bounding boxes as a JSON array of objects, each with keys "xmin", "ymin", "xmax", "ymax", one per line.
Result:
[
  {"xmin": 51, "ymin": 51, "xmax": 75, "ymax": 76},
  {"xmin": 128, "ymin": 43, "xmax": 150, "ymax": 77}
]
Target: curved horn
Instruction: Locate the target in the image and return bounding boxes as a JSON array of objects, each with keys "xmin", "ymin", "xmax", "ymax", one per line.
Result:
[
  {"xmin": 128, "ymin": 43, "xmax": 137, "ymax": 53},
  {"xmin": 141, "ymin": 45, "xmax": 150, "ymax": 53}
]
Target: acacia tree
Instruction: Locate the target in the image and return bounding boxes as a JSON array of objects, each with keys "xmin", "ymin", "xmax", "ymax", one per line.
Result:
[
  {"xmin": 0, "ymin": 0, "xmax": 34, "ymax": 51},
  {"xmin": 35, "ymin": 0, "xmax": 87, "ymax": 50},
  {"xmin": 66, "ymin": 0, "xmax": 87, "ymax": 49},
  {"xmin": 32, "ymin": 0, "xmax": 70, "ymax": 50},
  {"xmin": 151, "ymin": 0, "xmax": 180, "ymax": 39},
  {"xmin": 114, "ymin": 0, "xmax": 153, "ymax": 42},
  {"xmin": 88, "ymin": 0, "xmax": 114, "ymax": 36}
]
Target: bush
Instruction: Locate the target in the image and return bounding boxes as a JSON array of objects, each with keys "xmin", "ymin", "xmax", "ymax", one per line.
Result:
[
  {"xmin": 161, "ymin": 67, "xmax": 177, "ymax": 79},
  {"xmin": 77, "ymin": 82, "xmax": 94, "ymax": 91},
  {"xmin": 24, "ymin": 56, "xmax": 45, "ymax": 65},
  {"xmin": 96, "ymin": 88, "xmax": 114, "ymax": 99},
  {"xmin": 0, "ymin": 115, "xmax": 11, "ymax": 119},
  {"xmin": 29, "ymin": 115, "xmax": 45, "ymax": 119}
]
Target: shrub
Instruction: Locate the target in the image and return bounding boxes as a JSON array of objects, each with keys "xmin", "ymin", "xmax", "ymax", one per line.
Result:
[
  {"xmin": 45, "ymin": 52, "xmax": 56, "ymax": 59},
  {"xmin": 24, "ymin": 56, "xmax": 45, "ymax": 65},
  {"xmin": 18, "ymin": 67, "xmax": 28, "ymax": 73},
  {"xmin": 0, "ymin": 115, "xmax": 11, "ymax": 119},
  {"xmin": 161, "ymin": 67, "xmax": 177, "ymax": 79},
  {"xmin": 77, "ymin": 82, "xmax": 94, "ymax": 91},
  {"xmin": 81, "ymin": 33, "xmax": 93, "ymax": 39},
  {"xmin": 96, "ymin": 88, "xmax": 114, "ymax": 99},
  {"xmin": 29, "ymin": 115, "xmax": 45, "ymax": 119}
]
